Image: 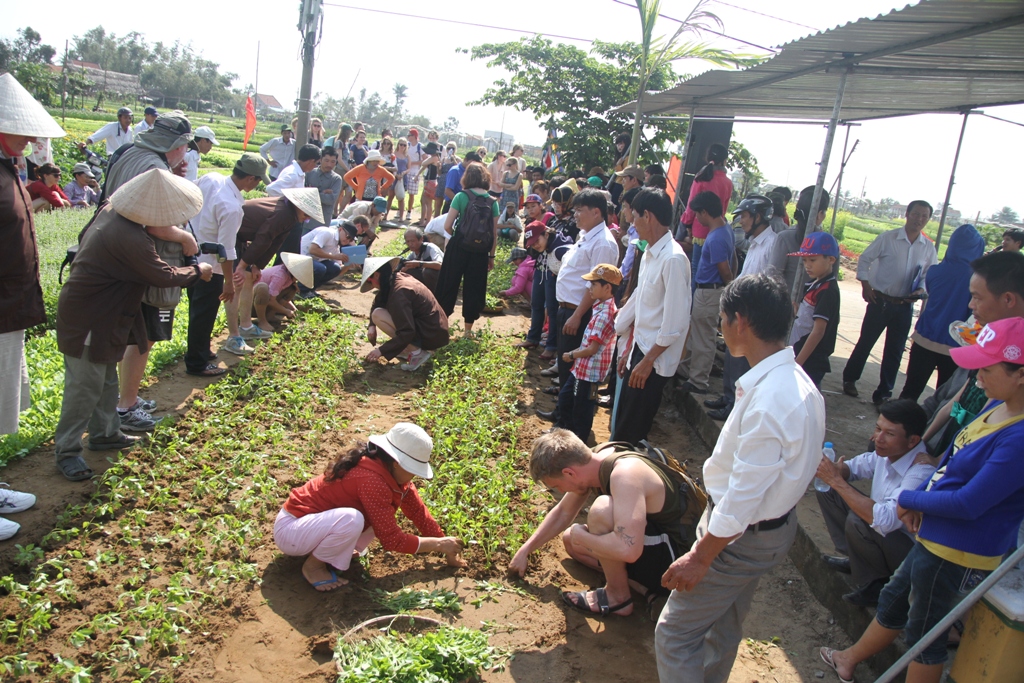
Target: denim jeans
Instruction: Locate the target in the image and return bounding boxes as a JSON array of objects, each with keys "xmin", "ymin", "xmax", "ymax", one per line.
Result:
[
  {"xmin": 689, "ymin": 240, "xmax": 703, "ymax": 296},
  {"xmin": 526, "ymin": 269, "xmax": 546, "ymax": 344},
  {"xmin": 544, "ymin": 272, "xmax": 558, "ymax": 352},
  {"xmin": 555, "ymin": 375, "xmax": 597, "ymax": 443},
  {"xmin": 300, "ymin": 259, "xmax": 342, "ymax": 294},
  {"xmin": 875, "ymin": 542, "xmax": 989, "ymax": 665}
]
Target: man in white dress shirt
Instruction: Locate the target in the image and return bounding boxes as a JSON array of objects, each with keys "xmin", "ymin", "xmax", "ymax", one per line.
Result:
[
  {"xmin": 843, "ymin": 200, "xmax": 938, "ymax": 405},
  {"xmin": 87, "ymin": 107, "xmax": 134, "ymax": 156},
  {"xmin": 552, "ymin": 188, "xmax": 621, "ymax": 391},
  {"xmin": 611, "ymin": 188, "xmax": 690, "ymax": 445},
  {"xmin": 265, "ymin": 143, "xmax": 321, "ymax": 196},
  {"xmin": 655, "ymin": 273, "xmax": 825, "ymax": 683},
  {"xmin": 815, "ymin": 399, "xmax": 935, "ymax": 607},
  {"xmin": 134, "ymin": 106, "xmax": 158, "ymax": 135}
]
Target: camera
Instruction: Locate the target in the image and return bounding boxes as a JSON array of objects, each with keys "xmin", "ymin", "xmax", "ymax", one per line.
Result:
[{"xmin": 183, "ymin": 242, "xmax": 227, "ymax": 267}]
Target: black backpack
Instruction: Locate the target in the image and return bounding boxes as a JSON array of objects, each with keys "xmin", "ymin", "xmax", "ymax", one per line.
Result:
[{"xmin": 458, "ymin": 193, "xmax": 496, "ymax": 253}]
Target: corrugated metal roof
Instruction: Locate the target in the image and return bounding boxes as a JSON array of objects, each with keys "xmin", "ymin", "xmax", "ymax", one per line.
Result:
[{"xmin": 615, "ymin": 0, "xmax": 1024, "ymax": 121}]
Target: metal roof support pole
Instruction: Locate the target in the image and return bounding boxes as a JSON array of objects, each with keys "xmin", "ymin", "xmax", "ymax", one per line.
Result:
[
  {"xmin": 829, "ymin": 124, "xmax": 853, "ymax": 234},
  {"xmin": 934, "ymin": 110, "xmax": 971, "ymax": 254},
  {"xmin": 792, "ymin": 69, "xmax": 848, "ymax": 304},
  {"xmin": 672, "ymin": 108, "xmax": 696, "ymax": 228}
]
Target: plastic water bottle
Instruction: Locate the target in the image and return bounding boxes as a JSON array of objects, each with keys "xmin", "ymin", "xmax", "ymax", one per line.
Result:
[{"xmin": 814, "ymin": 442, "xmax": 836, "ymax": 493}]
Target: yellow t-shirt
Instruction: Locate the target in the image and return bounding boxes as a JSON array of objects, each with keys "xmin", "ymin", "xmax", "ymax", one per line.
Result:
[{"xmin": 919, "ymin": 404, "xmax": 1024, "ymax": 570}]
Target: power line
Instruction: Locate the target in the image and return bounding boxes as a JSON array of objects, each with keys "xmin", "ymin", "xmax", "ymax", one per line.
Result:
[
  {"xmin": 711, "ymin": 0, "xmax": 820, "ymax": 31},
  {"xmin": 321, "ymin": 3, "xmax": 594, "ymax": 44},
  {"xmin": 980, "ymin": 112, "xmax": 1024, "ymax": 129},
  {"xmin": 609, "ymin": 0, "xmax": 778, "ymax": 53}
]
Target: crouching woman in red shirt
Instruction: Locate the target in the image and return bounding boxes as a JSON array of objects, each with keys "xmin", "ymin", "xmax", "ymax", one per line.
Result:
[{"xmin": 274, "ymin": 422, "xmax": 466, "ymax": 591}]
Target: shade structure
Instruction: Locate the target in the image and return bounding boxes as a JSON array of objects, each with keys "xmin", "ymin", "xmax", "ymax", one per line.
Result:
[{"xmin": 614, "ymin": 0, "xmax": 1024, "ymax": 122}]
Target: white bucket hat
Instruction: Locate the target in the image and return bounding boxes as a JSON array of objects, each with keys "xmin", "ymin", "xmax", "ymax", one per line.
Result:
[
  {"xmin": 364, "ymin": 149, "xmax": 385, "ymax": 164},
  {"xmin": 0, "ymin": 73, "xmax": 66, "ymax": 138},
  {"xmin": 368, "ymin": 423, "xmax": 434, "ymax": 479},
  {"xmin": 280, "ymin": 252, "xmax": 314, "ymax": 289},
  {"xmin": 281, "ymin": 187, "xmax": 325, "ymax": 225},
  {"xmin": 194, "ymin": 125, "xmax": 219, "ymax": 145},
  {"xmin": 359, "ymin": 256, "xmax": 399, "ymax": 293},
  {"xmin": 109, "ymin": 168, "xmax": 203, "ymax": 226}
]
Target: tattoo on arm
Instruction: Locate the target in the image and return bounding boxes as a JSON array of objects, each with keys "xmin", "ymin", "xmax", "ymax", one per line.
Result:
[{"xmin": 616, "ymin": 526, "xmax": 636, "ymax": 547}]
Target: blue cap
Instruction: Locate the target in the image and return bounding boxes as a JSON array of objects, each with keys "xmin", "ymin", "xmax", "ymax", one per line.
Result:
[
  {"xmin": 788, "ymin": 231, "xmax": 839, "ymax": 258},
  {"xmin": 372, "ymin": 196, "xmax": 387, "ymax": 212},
  {"xmin": 144, "ymin": 106, "xmax": 158, "ymax": 116}
]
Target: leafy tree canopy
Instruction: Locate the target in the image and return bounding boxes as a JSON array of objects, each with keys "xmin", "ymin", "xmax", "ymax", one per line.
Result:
[
  {"xmin": 990, "ymin": 206, "xmax": 1020, "ymax": 224},
  {"xmin": 463, "ymin": 37, "xmax": 687, "ymax": 171}
]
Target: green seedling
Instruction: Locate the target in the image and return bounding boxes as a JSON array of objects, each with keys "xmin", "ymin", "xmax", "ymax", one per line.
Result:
[{"xmin": 371, "ymin": 587, "xmax": 462, "ymax": 614}]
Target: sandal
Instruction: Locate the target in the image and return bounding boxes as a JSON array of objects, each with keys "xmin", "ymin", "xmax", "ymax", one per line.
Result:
[
  {"xmin": 539, "ymin": 350, "xmax": 556, "ymax": 360},
  {"xmin": 819, "ymin": 647, "xmax": 854, "ymax": 683},
  {"xmin": 56, "ymin": 456, "xmax": 94, "ymax": 482},
  {"xmin": 186, "ymin": 363, "xmax": 227, "ymax": 377},
  {"xmin": 309, "ymin": 567, "xmax": 347, "ymax": 592},
  {"xmin": 543, "ymin": 386, "xmax": 560, "ymax": 395},
  {"xmin": 515, "ymin": 340, "xmax": 539, "ymax": 349},
  {"xmin": 561, "ymin": 587, "xmax": 632, "ymax": 617}
]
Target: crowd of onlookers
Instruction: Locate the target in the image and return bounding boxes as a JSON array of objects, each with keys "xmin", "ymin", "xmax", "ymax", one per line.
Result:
[{"xmin": 3, "ymin": 70, "xmax": 1024, "ymax": 683}]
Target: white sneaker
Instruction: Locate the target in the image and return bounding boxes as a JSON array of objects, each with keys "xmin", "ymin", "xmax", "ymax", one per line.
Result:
[
  {"xmin": 223, "ymin": 336, "xmax": 255, "ymax": 355},
  {"xmin": 400, "ymin": 349, "xmax": 433, "ymax": 372},
  {"xmin": 240, "ymin": 325, "xmax": 273, "ymax": 340},
  {"xmin": 0, "ymin": 484, "xmax": 36, "ymax": 514},
  {"xmin": 0, "ymin": 517, "xmax": 19, "ymax": 541}
]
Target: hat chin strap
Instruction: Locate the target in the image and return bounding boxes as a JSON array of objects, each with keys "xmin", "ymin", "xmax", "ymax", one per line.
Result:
[{"xmin": 0, "ymin": 134, "xmax": 29, "ymax": 158}]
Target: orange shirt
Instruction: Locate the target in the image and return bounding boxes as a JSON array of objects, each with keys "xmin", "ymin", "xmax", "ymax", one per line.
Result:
[{"xmin": 343, "ymin": 165, "xmax": 394, "ymax": 201}]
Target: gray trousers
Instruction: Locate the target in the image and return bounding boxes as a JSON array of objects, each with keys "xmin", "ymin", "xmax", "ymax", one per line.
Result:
[
  {"xmin": 53, "ymin": 352, "xmax": 124, "ymax": 460},
  {"xmin": 655, "ymin": 505, "xmax": 798, "ymax": 683},
  {"xmin": 816, "ymin": 487, "xmax": 914, "ymax": 587},
  {"xmin": 677, "ymin": 287, "xmax": 723, "ymax": 389}
]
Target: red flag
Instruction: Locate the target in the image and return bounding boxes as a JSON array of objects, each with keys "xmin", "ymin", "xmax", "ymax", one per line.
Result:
[
  {"xmin": 243, "ymin": 95, "xmax": 257, "ymax": 151},
  {"xmin": 666, "ymin": 154, "xmax": 682, "ymax": 204}
]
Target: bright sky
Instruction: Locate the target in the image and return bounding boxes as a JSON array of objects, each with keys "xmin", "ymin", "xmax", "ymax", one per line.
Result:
[{"xmin": 5, "ymin": 0, "xmax": 1023, "ymax": 220}]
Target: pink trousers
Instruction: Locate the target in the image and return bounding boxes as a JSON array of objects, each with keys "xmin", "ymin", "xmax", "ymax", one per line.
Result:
[{"xmin": 273, "ymin": 508, "xmax": 376, "ymax": 570}]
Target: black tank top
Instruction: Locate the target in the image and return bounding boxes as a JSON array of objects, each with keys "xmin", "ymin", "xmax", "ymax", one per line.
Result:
[{"xmin": 597, "ymin": 453, "xmax": 685, "ymax": 551}]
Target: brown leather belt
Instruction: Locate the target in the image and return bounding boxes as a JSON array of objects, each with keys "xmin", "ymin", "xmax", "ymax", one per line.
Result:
[{"xmin": 558, "ymin": 302, "xmax": 578, "ymax": 310}]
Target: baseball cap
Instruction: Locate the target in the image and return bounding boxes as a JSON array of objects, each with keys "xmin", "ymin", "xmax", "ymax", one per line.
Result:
[
  {"xmin": 144, "ymin": 106, "xmax": 158, "ymax": 116},
  {"xmin": 950, "ymin": 318, "xmax": 1024, "ymax": 369},
  {"xmin": 408, "ymin": 127, "xmax": 419, "ymax": 137},
  {"xmin": 234, "ymin": 152, "xmax": 271, "ymax": 185},
  {"xmin": 587, "ymin": 175, "xmax": 603, "ymax": 187},
  {"xmin": 117, "ymin": 106, "xmax": 133, "ymax": 117},
  {"xmin": 72, "ymin": 162, "xmax": 95, "ymax": 178},
  {"xmin": 372, "ymin": 196, "xmax": 388, "ymax": 212},
  {"xmin": 523, "ymin": 220, "xmax": 546, "ymax": 248},
  {"xmin": 788, "ymin": 231, "xmax": 840, "ymax": 258},
  {"xmin": 614, "ymin": 165, "xmax": 644, "ymax": 181},
  {"xmin": 281, "ymin": 124, "xmax": 292, "ymax": 133},
  {"xmin": 583, "ymin": 263, "xmax": 623, "ymax": 286},
  {"xmin": 193, "ymin": 125, "xmax": 219, "ymax": 145},
  {"xmin": 524, "ymin": 193, "xmax": 542, "ymax": 204},
  {"xmin": 508, "ymin": 247, "xmax": 529, "ymax": 263}
]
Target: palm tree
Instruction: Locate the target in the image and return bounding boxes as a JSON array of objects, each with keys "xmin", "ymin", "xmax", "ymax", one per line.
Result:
[
  {"xmin": 391, "ymin": 83, "xmax": 408, "ymax": 127},
  {"xmin": 627, "ymin": 0, "xmax": 760, "ymax": 167}
]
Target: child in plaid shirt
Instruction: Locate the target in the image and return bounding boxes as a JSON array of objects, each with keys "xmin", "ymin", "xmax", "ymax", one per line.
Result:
[{"xmin": 557, "ymin": 263, "xmax": 622, "ymax": 443}]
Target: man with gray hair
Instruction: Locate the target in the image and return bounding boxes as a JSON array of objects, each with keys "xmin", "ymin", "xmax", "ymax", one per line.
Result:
[
  {"xmin": 100, "ymin": 113, "xmax": 202, "ymax": 431},
  {"xmin": 400, "ymin": 226, "xmax": 443, "ymax": 292}
]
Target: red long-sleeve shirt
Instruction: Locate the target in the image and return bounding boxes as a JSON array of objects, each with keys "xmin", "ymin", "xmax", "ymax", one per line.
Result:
[
  {"xmin": 27, "ymin": 179, "xmax": 69, "ymax": 208},
  {"xmin": 680, "ymin": 169, "xmax": 734, "ymax": 240},
  {"xmin": 282, "ymin": 456, "xmax": 444, "ymax": 554}
]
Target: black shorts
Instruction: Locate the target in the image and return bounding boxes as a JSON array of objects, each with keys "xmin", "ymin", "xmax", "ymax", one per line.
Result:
[
  {"xmin": 626, "ymin": 521, "xmax": 682, "ymax": 597},
  {"xmin": 140, "ymin": 303, "xmax": 174, "ymax": 342}
]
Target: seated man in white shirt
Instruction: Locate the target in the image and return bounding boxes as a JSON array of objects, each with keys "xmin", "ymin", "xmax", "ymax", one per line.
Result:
[
  {"xmin": 339, "ymin": 195, "xmax": 387, "ymax": 231},
  {"xmin": 814, "ymin": 399, "xmax": 935, "ymax": 607},
  {"xmin": 655, "ymin": 273, "xmax": 825, "ymax": 683},
  {"xmin": 266, "ymin": 144, "xmax": 321, "ymax": 196},
  {"xmin": 299, "ymin": 220, "xmax": 356, "ymax": 295}
]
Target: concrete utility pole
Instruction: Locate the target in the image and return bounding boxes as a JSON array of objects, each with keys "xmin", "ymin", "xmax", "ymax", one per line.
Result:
[{"xmin": 295, "ymin": 0, "xmax": 322, "ymax": 147}]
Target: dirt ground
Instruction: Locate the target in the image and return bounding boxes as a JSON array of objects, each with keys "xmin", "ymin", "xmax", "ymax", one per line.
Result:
[{"xmin": 1, "ymin": 225, "xmax": 863, "ymax": 683}]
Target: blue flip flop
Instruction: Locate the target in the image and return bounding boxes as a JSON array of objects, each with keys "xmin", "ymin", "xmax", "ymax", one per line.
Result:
[{"xmin": 311, "ymin": 568, "xmax": 342, "ymax": 591}]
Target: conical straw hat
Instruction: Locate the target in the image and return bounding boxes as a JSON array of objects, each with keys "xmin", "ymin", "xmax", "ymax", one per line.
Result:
[
  {"xmin": 360, "ymin": 256, "xmax": 400, "ymax": 293},
  {"xmin": 109, "ymin": 168, "xmax": 204, "ymax": 226},
  {"xmin": 280, "ymin": 252, "xmax": 314, "ymax": 288},
  {"xmin": 0, "ymin": 73, "xmax": 66, "ymax": 138},
  {"xmin": 281, "ymin": 187, "xmax": 325, "ymax": 226}
]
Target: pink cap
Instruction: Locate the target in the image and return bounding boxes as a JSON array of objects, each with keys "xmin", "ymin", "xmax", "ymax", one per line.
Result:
[{"xmin": 950, "ymin": 317, "xmax": 1024, "ymax": 369}]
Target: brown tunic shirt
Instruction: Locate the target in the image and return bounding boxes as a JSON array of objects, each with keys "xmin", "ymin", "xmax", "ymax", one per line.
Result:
[
  {"xmin": 373, "ymin": 272, "xmax": 450, "ymax": 359},
  {"xmin": 0, "ymin": 158, "xmax": 46, "ymax": 333},
  {"xmin": 56, "ymin": 206, "xmax": 202, "ymax": 363},
  {"xmin": 235, "ymin": 196, "xmax": 299, "ymax": 269}
]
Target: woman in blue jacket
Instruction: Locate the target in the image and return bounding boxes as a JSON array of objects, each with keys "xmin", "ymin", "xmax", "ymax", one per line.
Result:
[
  {"xmin": 899, "ymin": 224, "xmax": 986, "ymax": 401},
  {"xmin": 820, "ymin": 316, "xmax": 1024, "ymax": 683}
]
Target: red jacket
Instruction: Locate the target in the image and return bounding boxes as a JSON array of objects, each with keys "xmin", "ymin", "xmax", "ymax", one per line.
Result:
[{"xmin": 283, "ymin": 456, "xmax": 444, "ymax": 554}]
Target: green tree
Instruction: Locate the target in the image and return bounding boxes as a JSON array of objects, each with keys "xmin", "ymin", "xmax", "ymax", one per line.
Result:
[
  {"xmin": 627, "ymin": 0, "xmax": 758, "ymax": 166},
  {"xmin": 71, "ymin": 27, "xmax": 151, "ymax": 75},
  {"xmin": 464, "ymin": 37, "xmax": 690, "ymax": 171},
  {"xmin": 990, "ymin": 206, "xmax": 1020, "ymax": 224},
  {"xmin": 391, "ymin": 83, "xmax": 408, "ymax": 126},
  {"xmin": 0, "ymin": 27, "xmax": 59, "ymax": 101}
]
